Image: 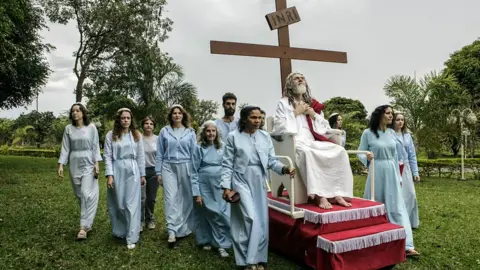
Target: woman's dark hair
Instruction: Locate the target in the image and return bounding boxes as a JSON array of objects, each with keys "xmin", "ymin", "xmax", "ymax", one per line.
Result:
[
  {"xmin": 168, "ymin": 105, "xmax": 192, "ymax": 128},
  {"xmin": 141, "ymin": 116, "xmax": 156, "ymax": 128},
  {"xmin": 368, "ymin": 105, "xmax": 392, "ymax": 138},
  {"xmin": 328, "ymin": 113, "xmax": 340, "ymax": 129},
  {"xmin": 113, "ymin": 109, "xmax": 140, "ymax": 142},
  {"xmin": 388, "ymin": 112, "xmax": 408, "ymax": 134},
  {"xmin": 69, "ymin": 103, "xmax": 90, "ymax": 126},
  {"xmin": 238, "ymin": 106, "xmax": 262, "ymax": 132}
]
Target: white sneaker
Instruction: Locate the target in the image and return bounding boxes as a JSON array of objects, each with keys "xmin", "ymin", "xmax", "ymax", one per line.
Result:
[
  {"xmin": 203, "ymin": 245, "xmax": 212, "ymax": 251},
  {"xmin": 168, "ymin": 233, "xmax": 176, "ymax": 243},
  {"xmin": 218, "ymin": 248, "xmax": 229, "ymax": 258},
  {"xmin": 147, "ymin": 222, "xmax": 155, "ymax": 230},
  {"xmin": 127, "ymin": 244, "xmax": 136, "ymax": 249}
]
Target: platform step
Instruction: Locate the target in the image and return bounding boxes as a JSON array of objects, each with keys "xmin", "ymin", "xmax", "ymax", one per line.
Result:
[
  {"xmin": 268, "ymin": 192, "xmax": 389, "ymax": 234},
  {"xmin": 317, "ymin": 223, "xmax": 406, "ymax": 254}
]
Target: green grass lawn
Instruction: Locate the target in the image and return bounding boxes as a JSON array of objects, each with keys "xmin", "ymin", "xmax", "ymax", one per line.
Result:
[{"xmin": 1, "ymin": 156, "xmax": 479, "ymax": 270}]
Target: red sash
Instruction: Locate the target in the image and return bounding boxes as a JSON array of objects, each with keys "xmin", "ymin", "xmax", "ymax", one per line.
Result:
[{"xmin": 305, "ymin": 99, "xmax": 334, "ymax": 143}]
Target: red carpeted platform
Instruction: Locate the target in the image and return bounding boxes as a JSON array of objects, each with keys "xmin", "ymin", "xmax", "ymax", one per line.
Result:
[{"xmin": 268, "ymin": 192, "xmax": 406, "ymax": 270}]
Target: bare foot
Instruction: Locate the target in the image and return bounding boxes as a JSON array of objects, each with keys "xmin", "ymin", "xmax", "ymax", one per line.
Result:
[
  {"xmin": 318, "ymin": 197, "xmax": 332, "ymax": 209},
  {"xmin": 335, "ymin": 196, "xmax": 352, "ymax": 207}
]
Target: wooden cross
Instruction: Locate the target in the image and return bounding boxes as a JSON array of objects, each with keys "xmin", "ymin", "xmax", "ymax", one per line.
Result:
[{"xmin": 210, "ymin": 0, "xmax": 348, "ymax": 94}]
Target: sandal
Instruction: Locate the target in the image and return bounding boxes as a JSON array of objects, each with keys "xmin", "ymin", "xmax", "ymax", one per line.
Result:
[
  {"xmin": 77, "ymin": 229, "xmax": 87, "ymax": 240},
  {"xmin": 406, "ymin": 249, "xmax": 420, "ymax": 257}
]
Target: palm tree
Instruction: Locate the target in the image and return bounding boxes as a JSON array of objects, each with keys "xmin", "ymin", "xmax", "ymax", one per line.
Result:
[{"xmin": 12, "ymin": 125, "xmax": 36, "ymax": 146}]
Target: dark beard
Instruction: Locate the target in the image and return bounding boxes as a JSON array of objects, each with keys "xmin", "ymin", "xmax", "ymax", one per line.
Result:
[{"xmin": 224, "ymin": 109, "xmax": 235, "ymax": 116}]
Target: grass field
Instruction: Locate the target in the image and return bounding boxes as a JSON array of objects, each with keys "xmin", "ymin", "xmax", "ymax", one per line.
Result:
[{"xmin": 1, "ymin": 156, "xmax": 479, "ymax": 270}]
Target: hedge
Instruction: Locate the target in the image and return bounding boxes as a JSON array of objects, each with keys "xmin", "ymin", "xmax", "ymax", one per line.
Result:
[{"xmin": 2, "ymin": 147, "xmax": 480, "ymax": 179}]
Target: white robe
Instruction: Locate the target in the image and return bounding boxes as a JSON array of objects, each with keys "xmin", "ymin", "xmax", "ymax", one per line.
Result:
[{"xmin": 272, "ymin": 97, "xmax": 354, "ymax": 198}]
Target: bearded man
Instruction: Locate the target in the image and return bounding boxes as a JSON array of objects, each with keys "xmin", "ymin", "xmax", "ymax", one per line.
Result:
[
  {"xmin": 215, "ymin": 92, "xmax": 239, "ymax": 142},
  {"xmin": 271, "ymin": 72, "xmax": 354, "ymax": 209}
]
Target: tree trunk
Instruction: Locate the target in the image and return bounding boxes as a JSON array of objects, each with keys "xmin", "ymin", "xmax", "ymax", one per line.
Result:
[{"xmin": 75, "ymin": 74, "xmax": 86, "ymax": 102}]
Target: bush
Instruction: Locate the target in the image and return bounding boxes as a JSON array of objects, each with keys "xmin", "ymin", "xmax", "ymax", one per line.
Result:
[
  {"xmin": 349, "ymin": 157, "xmax": 480, "ymax": 180},
  {"xmin": 4, "ymin": 148, "xmax": 59, "ymax": 158}
]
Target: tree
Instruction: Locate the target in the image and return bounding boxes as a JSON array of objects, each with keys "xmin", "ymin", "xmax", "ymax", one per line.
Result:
[
  {"xmin": 85, "ymin": 42, "xmax": 198, "ymax": 128},
  {"xmin": 190, "ymin": 99, "xmax": 219, "ymax": 129},
  {"xmin": 418, "ymin": 73, "xmax": 471, "ymax": 156},
  {"xmin": 40, "ymin": 0, "xmax": 173, "ymax": 102},
  {"xmin": 14, "ymin": 110, "xmax": 55, "ymax": 147},
  {"xmin": 0, "ymin": 119, "xmax": 15, "ymax": 145},
  {"xmin": 444, "ymin": 40, "xmax": 480, "ymax": 106},
  {"xmin": 12, "ymin": 125, "xmax": 36, "ymax": 146},
  {"xmin": 383, "ymin": 73, "xmax": 431, "ymax": 133},
  {"xmin": 323, "ymin": 97, "xmax": 368, "ymax": 121},
  {"xmin": 0, "ymin": 0, "xmax": 53, "ymax": 109}
]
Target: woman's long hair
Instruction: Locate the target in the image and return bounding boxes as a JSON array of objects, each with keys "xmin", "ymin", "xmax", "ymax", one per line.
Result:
[
  {"xmin": 112, "ymin": 108, "xmax": 140, "ymax": 142},
  {"xmin": 168, "ymin": 105, "xmax": 192, "ymax": 128},
  {"xmin": 69, "ymin": 103, "xmax": 90, "ymax": 126},
  {"xmin": 198, "ymin": 120, "xmax": 222, "ymax": 150},
  {"xmin": 368, "ymin": 105, "xmax": 392, "ymax": 138},
  {"xmin": 388, "ymin": 112, "xmax": 408, "ymax": 134},
  {"xmin": 238, "ymin": 106, "xmax": 261, "ymax": 132},
  {"xmin": 328, "ymin": 113, "xmax": 341, "ymax": 129}
]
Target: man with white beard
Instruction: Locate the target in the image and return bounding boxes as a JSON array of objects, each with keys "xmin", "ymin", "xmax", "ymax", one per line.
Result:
[{"xmin": 271, "ymin": 72, "xmax": 354, "ymax": 209}]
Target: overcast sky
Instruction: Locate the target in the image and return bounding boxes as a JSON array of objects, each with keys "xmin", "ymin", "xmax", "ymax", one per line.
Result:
[{"xmin": 1, "ymin": 0, "xmax": 479, "ymax": 119}]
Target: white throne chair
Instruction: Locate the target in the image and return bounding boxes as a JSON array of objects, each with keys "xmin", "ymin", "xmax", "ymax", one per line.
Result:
[
  {"xmin": 266, "ymin": 116, "xmax": 308, "ymax": 205},
  {"xmin": 266, "ymin": 116, "xmax": 376, "ymax": 220}
]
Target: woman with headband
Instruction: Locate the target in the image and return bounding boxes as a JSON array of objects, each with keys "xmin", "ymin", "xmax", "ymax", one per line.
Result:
[
  {"xmin": 155, "ymin": 104, "xmax": 196, "ymax": 248},
  {"xmin": 104, "ymin": 108, "xmax": 146, "ymax": 250},
  {"xmin": 191, "ymin": 120, "xmax": 231, "ymax": 258},
  {"xmin": 58, "ymin": 102, "xmax": 102, "ymax": 240}
]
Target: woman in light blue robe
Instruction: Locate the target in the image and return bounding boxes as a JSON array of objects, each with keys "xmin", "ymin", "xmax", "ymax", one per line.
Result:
[
  {"xmin": 390, "ymin": 112, "xmax": 420, "ymax": 229},
  {"xmin": 357, "ymin": 105, "xmax": 419, "ymax": 257},
  {"xmin": 58, "ymin": 103, "xmax": 102, "ymax": 240},
  {"xmin": 221, "ymin": 106, "xmax": 294, "ymax": 270},
  {"xmin": 156, "ymin": 104, "xmax": 196, "ymax": 248},
  {"xmin": 191, "ymin": 120, "xmax": 231, "ymax": 258},
  {"xmin": 104, "ymin": 108, "xmax": 146, "ymax": 250}
]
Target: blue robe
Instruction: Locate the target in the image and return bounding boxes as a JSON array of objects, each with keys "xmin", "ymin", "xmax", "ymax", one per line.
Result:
[
  {"xmin": 104, "ymin": 131, "xmax": 146, "ymax": 245},
  {"xmin": 156, "ymin": 126, "xmax": 196, "ymax": 238},
  {"xmin": 357, "ymin": 128, "xmax": 415, "ymax": 250},
  {"xmin": 191, "ymin": 143, "xmax": 231, "ymax": 248},
  {"xmin": 221, "ymin": 129, "xmax": 285, "ymax": 266},
  {"xmin": 215, "ymin": 117, "xmax": 239, "ymax": 142},
  {"xmin": 395, "ymin": 132, "xmax": 420, "ymax": 228}
]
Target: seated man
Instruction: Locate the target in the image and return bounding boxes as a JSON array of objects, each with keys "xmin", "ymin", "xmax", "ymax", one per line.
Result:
[{"xmin": 271, "ymin": 72, "xmax": 354, "ymax": 209}]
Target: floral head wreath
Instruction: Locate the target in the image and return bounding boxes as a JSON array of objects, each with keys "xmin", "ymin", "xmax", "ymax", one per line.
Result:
[
  {"xmin": 170, "ymin": 104, "xmax": 184, "ymax": 110},
  {"xmin": 117, "ymin": 108, "xmax": 131, "ymax": 113}
]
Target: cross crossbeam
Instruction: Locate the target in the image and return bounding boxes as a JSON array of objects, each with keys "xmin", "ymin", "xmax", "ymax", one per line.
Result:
[{"xmin": 210, "ymin": 0, "xmax": 347, "ymax": 94}]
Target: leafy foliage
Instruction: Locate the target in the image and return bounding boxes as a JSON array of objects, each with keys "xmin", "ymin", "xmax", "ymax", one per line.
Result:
[
  {"xmin": 13, "ymin": 110, "xmax": 56, "ymax": 147},
  {"xmin": 444, "ymin": 39, "xmax": 480, "ymax": 105},
  {"xmin": 0, "ymin": 0, "xmax": 53, "ymax": 109},
  {"xmin": 40, "ymin": 0, "xmax": 173, "ymax": 102},
  {"xmin": 323, "ymin": 97, "xmax": 368, "ymax": 121}
]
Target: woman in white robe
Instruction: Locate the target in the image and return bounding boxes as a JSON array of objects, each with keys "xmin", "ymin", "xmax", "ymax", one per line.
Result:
[
  {"xmin": 104, "ymin": 108, "xmax": 146, "ymax": 250},
  {"xmin": 58, "ymin": 102, "xmax": 102, "ymax": 240},
  {"xmin": 390, "ymin": 112, "xmax": 420, "ymax": 229}
]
